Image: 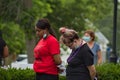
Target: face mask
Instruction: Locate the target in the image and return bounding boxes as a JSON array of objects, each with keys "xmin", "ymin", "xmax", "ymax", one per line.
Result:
[
  {"xmin": 74, "ymin": 45, "xmax": 79, "ymax": 49},
  {"xmin": 73, "ymin": 41, "xmax": 79, "ymax": 50},
  {"xmin": 82, "ymin": 36, "xmax": 91, "ymax": 42}
]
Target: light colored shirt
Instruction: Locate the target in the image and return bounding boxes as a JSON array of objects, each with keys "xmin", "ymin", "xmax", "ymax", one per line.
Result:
[{"xmin": 91, "ymin": 42, "xmax": 100, "ymax": 65}]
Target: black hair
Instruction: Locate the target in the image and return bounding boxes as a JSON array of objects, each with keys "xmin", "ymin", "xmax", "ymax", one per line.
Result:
[
  {"xmin": 36, "ymin": 18, "xmax": 56, "ymax": 38},
  {"xmin": 0, "ymin": 30, "xmax": 2, "ymax": 38},
  {"xmin": 36, "ymin": 18, "xmax": 50, "ymax": 29}
]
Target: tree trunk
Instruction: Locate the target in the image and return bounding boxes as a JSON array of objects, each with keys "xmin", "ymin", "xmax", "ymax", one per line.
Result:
[
  {"xmin": 26, "ymin": 38, "xmax": 36, "ymax": 63},
  {"xmin": 23, "ymin": 0, "xmax": 32, "ymax": 9}
]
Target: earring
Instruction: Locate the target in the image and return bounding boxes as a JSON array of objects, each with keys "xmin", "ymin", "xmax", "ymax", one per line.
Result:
[{"xmin": 43, "ymin": 34, "xmax": 47, "ymax": 39}]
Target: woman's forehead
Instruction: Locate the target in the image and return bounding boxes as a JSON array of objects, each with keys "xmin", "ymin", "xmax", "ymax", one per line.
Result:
[
  {"xmin": 63, "ymin": 38, "xmax": 71, "ymax": 43},
  {"xmin": 84, "ymin": 33, "xmax": 90, "ymax": 36}
]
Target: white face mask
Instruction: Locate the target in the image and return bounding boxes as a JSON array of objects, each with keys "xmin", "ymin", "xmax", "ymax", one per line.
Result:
[{"xmin": 82, "ymin": 36, "xmax": 91, "ymax": 42}]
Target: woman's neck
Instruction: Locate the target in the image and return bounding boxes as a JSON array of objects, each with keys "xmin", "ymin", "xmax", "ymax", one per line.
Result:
[{"xmin": 87, "ymin": 41, "xmax": 94, "ymax": 48}]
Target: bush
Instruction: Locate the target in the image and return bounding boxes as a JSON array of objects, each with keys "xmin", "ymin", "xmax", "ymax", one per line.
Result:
[
  {"xmin": 96, "ymin": 63, "xmax": 120, "ymax": 80},
  {"xmin": 0, "ymin": 67, "xmax": 66, "ymax": 80},
  {"xmin": 0, "ymin": 68, "xmax": 11, "ymax": 80},
  {"xmin": 1, "ymin": 63, "xmax": 120, "ymax": 80},
  {"xmin": 0, "ymin": 68, "xmax": 35, "ymax": 80}
]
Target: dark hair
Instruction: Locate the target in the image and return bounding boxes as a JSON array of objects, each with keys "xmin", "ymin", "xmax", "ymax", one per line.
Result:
[
  {"xmin": 84, "ymin": 30, "xmax": 95, "ymax": 41},
  {"xmin": 36, "ymin": 18, "xmax": 50, "ymax": 29},
  {"xmin": 0, "ymin": 30, "xmax": 2, "ymax": 38},
  {"xmin": 36, "ymin": 18, "xmax": 56, "ymax": 38}
]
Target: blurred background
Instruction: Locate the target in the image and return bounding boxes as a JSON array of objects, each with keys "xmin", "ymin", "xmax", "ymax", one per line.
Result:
[{"xmin": 0, "ymin": 0, "xmax": 120, "ymax": 68}]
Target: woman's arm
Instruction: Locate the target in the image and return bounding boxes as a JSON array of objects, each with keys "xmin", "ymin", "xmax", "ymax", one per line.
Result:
[
  {"xmin": 87, "ymin": 65, "xmax": 96, "ymax": 80},
  {"xmin": 97, "ymin": 50, "xmax": 102, "ymax": 65},
  {"xmin": 3, "ymin": 45, "xmax": 9, "ymax": 58},
  {"xmin": 53, "ymin": 54, "xmax": 62, "ymax": 65}
]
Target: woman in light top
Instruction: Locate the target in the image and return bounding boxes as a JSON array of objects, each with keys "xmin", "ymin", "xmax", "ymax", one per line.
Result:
[{"xmin": 82, "ymin": 30, "xmax": 102, "ymax": 65}]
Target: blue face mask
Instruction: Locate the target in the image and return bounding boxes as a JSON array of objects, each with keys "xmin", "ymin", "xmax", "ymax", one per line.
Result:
[
  {"xmin": 82, "ymin": 36, "xmax": 91, "ymax": 42},
  {"xmin": 74, "ymin": 45, "xmax": 79, "ymax": 50}
]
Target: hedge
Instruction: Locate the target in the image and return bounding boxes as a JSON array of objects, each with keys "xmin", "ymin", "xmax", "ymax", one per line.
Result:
[
  {"xmin": 96, "ymin": 63, "xmax": 120, "ymax": 80},
  {"xmin": 0, "ymin": 63, "xmax": 120, "ymax": 80}
]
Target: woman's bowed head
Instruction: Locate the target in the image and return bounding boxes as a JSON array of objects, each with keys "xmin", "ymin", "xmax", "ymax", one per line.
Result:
[
  {"xmin": 59, "ymin": 27, "xmax": 78, "ymax": 44},
  {"xmin": 59, "ymin": 28, "xmax": 96, "ymax": 80},
  {"xmin": 59, "ymin": 27, "xmax": 77, "ymax": 34},
  {"xmin": 59, "ymin": 27, "xmax": 66, "ymax": 34}
]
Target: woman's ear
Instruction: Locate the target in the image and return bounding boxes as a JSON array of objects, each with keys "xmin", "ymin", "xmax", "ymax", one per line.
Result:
[{"xmin": 90, "ymin": 37, "xmax": 93, "ymax": 41}]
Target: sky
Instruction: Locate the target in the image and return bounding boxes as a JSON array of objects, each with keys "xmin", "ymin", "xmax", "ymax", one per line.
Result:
[{"xmin": 119, "ymin": 0, "xmax": 120, "ymax": 2}]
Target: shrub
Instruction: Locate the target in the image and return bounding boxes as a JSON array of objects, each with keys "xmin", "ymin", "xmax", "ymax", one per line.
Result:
[
  {"xmin": 1, "ymin": 63, "xmax": 120, "ymax": 80},
  {"xmin": 0, "ymin": 68, "xmax": 35, "ymax": 80},
  {"xmin": 96, "ymin": 63, "xmax": 120, "ymax": 80}
]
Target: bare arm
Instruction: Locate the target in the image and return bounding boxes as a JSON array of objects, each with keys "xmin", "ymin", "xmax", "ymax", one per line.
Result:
[
  {"xmin": 53, "ymin": 54, "xmax": 62, "ymax": 65},
  {"xmin": 87, "ymin": 65, "xmax": 96, "ymax": 80},
  {"xmin": 3, "ymin": 45, "xmax": 9, "ymax": 58},
  {"xmin": 97, "ymin": 50, "xmax": 102, "ymax": 65}
]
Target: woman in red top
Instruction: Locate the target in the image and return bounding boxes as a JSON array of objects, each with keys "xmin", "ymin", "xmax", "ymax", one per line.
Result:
[{"xmin": 34, "ymin": 18, "xmax": 62, "ymax": 80}]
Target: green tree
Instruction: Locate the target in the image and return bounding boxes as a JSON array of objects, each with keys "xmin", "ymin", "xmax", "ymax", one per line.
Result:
[
  {"xmin": 46, "ymin": 0, "xmax": 113, "ymax": 38},
  {"xmin": 95, "ymin": 2, "xmax": 120, "ymax": 56},
  {"xmin": 0, "ymin": 22, "xmax": 25, "ymax": 54},
  {"xmin": 0, "ymin": 0, "xmax": 52, "ymax": 63},
  {"xmin": 0, "ymin": 0, "xmax": 114, "ymax": 63},
  {"xmin": 0, "ymin": 0, "xmax": 52, "ymax": 39}
]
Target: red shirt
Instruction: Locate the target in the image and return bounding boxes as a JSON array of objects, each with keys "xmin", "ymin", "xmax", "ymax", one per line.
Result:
[{"xmin": 33, "ymin": 35, "xmax": 60, "ymax": 75}]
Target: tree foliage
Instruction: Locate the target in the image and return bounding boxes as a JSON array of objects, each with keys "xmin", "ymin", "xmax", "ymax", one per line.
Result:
[
  {"xmin": 45, "ymin": 0, "xmax": 113, "ymax": 38},
  {"xmin": 18, "ymin": 0, "xmax": 52, "ymax": 39},
  {"xmin": 0, "ymin": 0, "xmax": 113, "ymax": 54},
  {"xmin": 95, "ymin": 3, "xmax": 120, "ymax": 54},
  {"xmin": 0, "ymin": 22, "xmax": 25, "ymax": 54},
  {"xmin": 0, "ymin": 0, "xmax": 52, "ymax": 54}
]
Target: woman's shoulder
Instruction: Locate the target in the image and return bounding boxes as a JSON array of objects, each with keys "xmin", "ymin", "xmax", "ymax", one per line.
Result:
[
  {"xmin": 81, "ymin": 42, "xmax": 89, "ymax": 49},
  {"xmin": 81, "ymin": 40, "xmax": 88, "ymax": 47},
  {"xmin": 48, "ymin": 35, "xmax": 57, "ymax": 40},
  {"xmin": 80, "ymin": 43, "xmax": 94, "ymax": 56},
  {"xmin": 94, "ymin": 42, "xmax": 99, "ymax": 45},
  {"xmin": 47, "ymin": 35, "xmax": 59, "ymax": 43},
  {"xmin": 94, "ymin": 42, "xmax": 100, "ymax": 47},
  {"xmin": 81, "ymin": 40, "xmax": 93, "ymax": 51}
]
